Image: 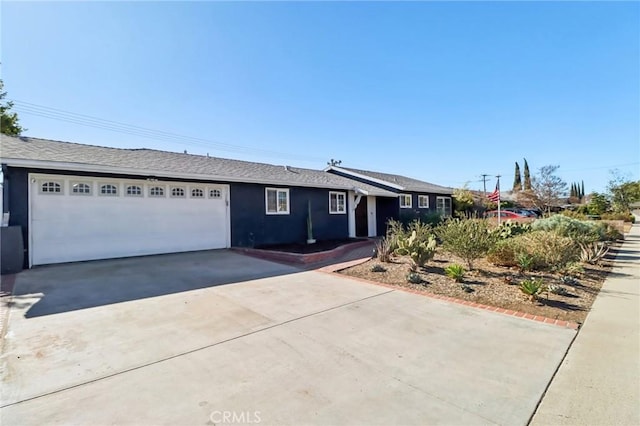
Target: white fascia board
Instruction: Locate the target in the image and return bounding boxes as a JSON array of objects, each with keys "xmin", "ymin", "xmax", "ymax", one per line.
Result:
[
  {"xmin": 326, "ymin": 166, "xmax": 405, "ymax": 190},
  {"xmin": 1, "ymin": 158, "xmax": 351, "ymax": 191}
]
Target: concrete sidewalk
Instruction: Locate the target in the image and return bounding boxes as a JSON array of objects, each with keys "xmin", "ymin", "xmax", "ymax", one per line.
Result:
[{"xmin": 531, "ymin": 223, "xmax": 640, "ymax": 425}]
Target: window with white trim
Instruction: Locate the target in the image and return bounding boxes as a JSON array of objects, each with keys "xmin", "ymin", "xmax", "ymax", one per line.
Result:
[
  {"xmin": 266, "ymin": 188, "xmax": 289, "ymax": 214},
  {"xmin": 209, "ymin": 188, "xmax": 222, "ymax": 199},
  {"xmin": 418, "ymin": 195, "xmax": 429, "ymax": 209},
  {"xmin": 41, "ymin": 181, "xmax": 63, "ymax": 194},
  {"xmin": 171, "ymin": 187, "xmax": 185, "ymax": 198},
  {"xmin": 329, "ymin": 191, "xmax": 346, "ymax": 214},
  {"xmin": 149, "ymin": 186, "xmax": 165, "ymax": 197},
  {"xmin": 71, "ymin": 182, "xmax": 92, "ymax": 195},
  {"xmin": 436, "ymin": 196, "xmax": 452, "ymax": 217},
  {"xmin": 126, "ymin": 185, "xmax": 143, "ymax": 197},
  {"xmin": 191, "ymin": 188, "xmax": 204, "ymax": 198},
  {"xmin": 399, "ymin": 194, "xmax": 412, "ymax": 208},
  {"xmin": 100, "ymin": 184, "xmax": 118, "ymax": 196}
]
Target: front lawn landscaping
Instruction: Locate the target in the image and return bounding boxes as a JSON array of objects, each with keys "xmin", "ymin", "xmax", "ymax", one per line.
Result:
[{"xmin": 339, "ymin": 216, "xmax": 623, "ymax": 324}]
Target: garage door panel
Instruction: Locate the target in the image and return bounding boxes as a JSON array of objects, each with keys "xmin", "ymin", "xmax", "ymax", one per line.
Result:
[{"xmin": 30, "ymin": 175, "xmax": 230, "ymax": 265}]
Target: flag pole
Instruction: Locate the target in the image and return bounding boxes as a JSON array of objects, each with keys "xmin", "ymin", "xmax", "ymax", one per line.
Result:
[{"xmin": 496, "ymin": 175, "xmax": 501, "ymax": 225}]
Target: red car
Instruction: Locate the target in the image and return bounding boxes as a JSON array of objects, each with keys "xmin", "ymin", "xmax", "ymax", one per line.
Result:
[{"xmin": 484, "ymin": 210, "xmax": 527, "ymax": 219}]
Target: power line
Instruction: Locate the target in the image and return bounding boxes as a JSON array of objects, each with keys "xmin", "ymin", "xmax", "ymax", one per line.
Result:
[{"xmin": 12, "ymin": 100, "xmax": 327, "ymax": 163}]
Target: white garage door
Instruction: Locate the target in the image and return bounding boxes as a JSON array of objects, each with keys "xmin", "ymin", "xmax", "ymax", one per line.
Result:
[{"xmin": 29, "ymin": 174, "xmax": 230, "ymax": 266}]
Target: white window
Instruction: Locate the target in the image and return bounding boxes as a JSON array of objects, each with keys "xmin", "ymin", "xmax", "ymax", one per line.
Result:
[
  {"xmin": 418, "ymin": 195, "xmax": 429, "ymax": 209},
  {"xmin": 436, "ymin": 196, "xmax": 452, "ymax": 217},
  {"xmin": 266, "ymin": 188, "xmax": 290, "ymax": 215},
  {"xmin": 71, "ymin": 182, "xmax": 92, "ymax": 195},
  {"xmin": 171, "ymin": 187, "xmax": 185, "ymax": 198},
  {"xmin": 126, "ymin": 185, "xmax": 143, "ymax": 197},
  {"xmin": 100, "ymin": 184, "xmax": 118, "ymax": 196},
  {"xmin": 399, "ymin": 194, "xmax": 412, "ymax": 208},
  {"xmin": 40, "ymin": 181, "xmax": 63, "ymax": 194},
  {"xmin": 149, "ymin": 186, "xmax": 165, "ymax": 197},
  {"xmin": 191, "ymin": 188, "xmax": 204, "ymax": 198},
  {"xmin": 329, "ymin": 191, "xmax": 346, "ymax": 214},
  {"xmin": 209, "ymin": 188, "xmax": 222, "ymax": 199}
]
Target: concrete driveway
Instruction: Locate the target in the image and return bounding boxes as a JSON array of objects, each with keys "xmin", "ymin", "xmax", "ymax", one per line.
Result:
[{"xmin": 1, "ymin": 250, "xmax": 576, "ymax": 425}]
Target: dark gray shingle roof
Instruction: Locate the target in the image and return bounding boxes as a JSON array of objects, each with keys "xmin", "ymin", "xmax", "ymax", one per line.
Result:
[
  {"xmin": 334, "ymin": 166, "xmax": 453, "ymax": 195},
  {"xmin": 0, "ymin": 135, "xmax": 397, "ymax": 196}
]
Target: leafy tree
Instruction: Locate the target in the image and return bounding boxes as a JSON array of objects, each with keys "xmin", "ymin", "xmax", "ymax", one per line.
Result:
[
  {"xmin": 512, "ymin": 162, "xmax": 522, "ymax": 192},
  {"xmin": 607, "ymin": 170, "xmax": 640, "ymax": 212},
  {"xmin": 523, "ymin": 158, "xmax": 532, "ymax": 190},
  {"xmin": 587, "ymin": 193, "xmax": 610, "ymax": 216},
  {"xmin": 453, "ymin": 185, "xmax": 474, "ymax": 217},
  {"xmin": 0, "ymin": 79, "xmax": 25, "ymax": 136}
]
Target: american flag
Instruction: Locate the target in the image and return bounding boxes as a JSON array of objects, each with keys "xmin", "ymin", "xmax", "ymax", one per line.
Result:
[{"xmin": 487, "ymin": 184, "xmax": 500, "ymax": 202}]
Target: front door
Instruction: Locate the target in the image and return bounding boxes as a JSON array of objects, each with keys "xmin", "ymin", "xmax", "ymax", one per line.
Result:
[{"xmin": 355, "ymin": 197, "xmax": 368, "ymax": 237}]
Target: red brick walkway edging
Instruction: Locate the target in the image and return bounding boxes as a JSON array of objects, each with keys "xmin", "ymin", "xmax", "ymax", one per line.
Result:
[{"xmin": 317, "ymin": 258, "xmax": 580, "ymax": 330}]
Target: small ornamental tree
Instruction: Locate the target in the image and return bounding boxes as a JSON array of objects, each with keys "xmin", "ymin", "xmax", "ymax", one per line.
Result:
[{"xmin": 513, "ymin": 162, "xmax": 522, "ymax": 192}]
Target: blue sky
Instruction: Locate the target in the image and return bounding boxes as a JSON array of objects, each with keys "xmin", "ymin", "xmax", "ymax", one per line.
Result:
[{"xmin": 2, "ymin": 1, "xmax": 638, "ymax": 193}]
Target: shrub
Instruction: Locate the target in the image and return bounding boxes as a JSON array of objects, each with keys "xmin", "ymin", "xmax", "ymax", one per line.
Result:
[
  {"xmin": 444, "ymin": 264, "xmax": 465, "ymax": 283},
  {"xmin": 374, "ymin": 237, "xmax": 394, "ymax": 263},
  {"xmin": 487, "ymin": 239, "xmax": 521, "ymax": 267},
  {"xmin": 406, "ymin": 272, "xmax": 423, "ymax": 284},
  {"xmin": 519, "ymin": 231, "xmax": 579, "ymax": 271},
  {"xmin": 395, "ymin": 231, "xmax": 437, "ymax": 269},
  {"xmin": 519, "ymin": 278, "xmax": 545, "ymax": 302},
  {"xmin": 561, "ymin": 210, "xmax": 588, "ymax": 220},
  {"xmin": 435, "ymin": 218, "xmax": 497, "ymax": 270},
  {"xmin": 370, "ymin": 264, "xmax": 387, "ymax": 273},
  {"xmin": 531, "ymin": 215, "xmax": 603, "ymax": 243},
  {"xmin": 407, "ymin": 219, "xmax": 434, "ymax": 242},
  {"xmin": 601, "ymin": 212, "xmax": 636, "ymax": 223},
  {"xmin": 579, "ymin": 242, "xmax": 610, "ymax": 264}
]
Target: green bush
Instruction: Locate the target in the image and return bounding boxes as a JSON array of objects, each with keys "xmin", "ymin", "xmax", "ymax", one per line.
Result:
[
  {"xmin": 531, "ymin": 215, "xmax": 604, "ymax": 243},
  {"xmin": 487, "ymin": 239, "xmax": 521, "ymax": 267},
  {"xmin": 435, "ymin": 218, "xmax": 497, "ymax": 270},
  {"xmin": 601, "ymin": 212, "xmax": 635, "ymax": 223},
  {"xmin": 519, "ymin": 231, "xmax": 579, "ymax": 271},
  {"xmin": 444, "ymin": 264, "xmax": 465, "ymax": 282},
  {"xmin": 560, "ymin": 210, "xmax": 588, "ymax": 220}
]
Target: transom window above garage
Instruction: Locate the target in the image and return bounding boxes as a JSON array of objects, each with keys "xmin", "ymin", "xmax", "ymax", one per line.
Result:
[
  {"xmin": 100, "ymin": 184, "xmax": 118, "ymax": 196},
  {"xmin": 171, "ymin": 187, "xmax": 186, "ymax": 198},
  {"xmin": 126, "ymin": 185, "xmax": 143, "ymax": 196},
  {"xmin": 209, "ymin": 188, "xmax": 222, "ymax": 199},
  {"xmin": 191, "ymin": 188, "xmax": 204, "ymax": 198},
  {"xmin": 149, "ymin": 186, "xmax": 165, "ymax": 197},
  {"xmin": 71, "ymin": 182, "xmax": 92, "ymax": 195},
  {"xmin": 40, "ymin": 181, "xmax": 62, "ymax": 194}
]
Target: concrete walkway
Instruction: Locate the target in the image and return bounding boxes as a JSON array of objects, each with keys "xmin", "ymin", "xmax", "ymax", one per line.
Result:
[{"xmin": 531, "ymin": 223, "xmax": 640, "ymax": 425}]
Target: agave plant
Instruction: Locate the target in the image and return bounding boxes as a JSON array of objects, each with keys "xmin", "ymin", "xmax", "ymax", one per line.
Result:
[
  {"xmin": 519, "ymin": 278, "xmax": 545, "ymax": 302},
  {"xmin": 444, "ymin": 264, "xmax": 465, "ymax": 283},
  {"xmin": 579, "ymin": 242, "xmax": 610, "ymax": 265},
  {"xmin": 516, "ymin": 252, "xmax": 535, "ymax": 273}
]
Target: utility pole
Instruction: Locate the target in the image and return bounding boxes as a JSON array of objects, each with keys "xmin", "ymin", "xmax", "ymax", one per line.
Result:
[{"xmin": 480, "ymin": 174, "xmax": 489, "ymax": 196}]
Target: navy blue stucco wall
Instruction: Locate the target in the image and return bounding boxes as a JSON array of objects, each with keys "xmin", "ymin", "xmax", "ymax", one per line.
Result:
[
  {"xmin": 230, "ymin": 183, "xmax": 349, "ymax": 247},
  {"xmin": 4, "ymin": 167, "xmax": 29, "ymax": 267}
]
